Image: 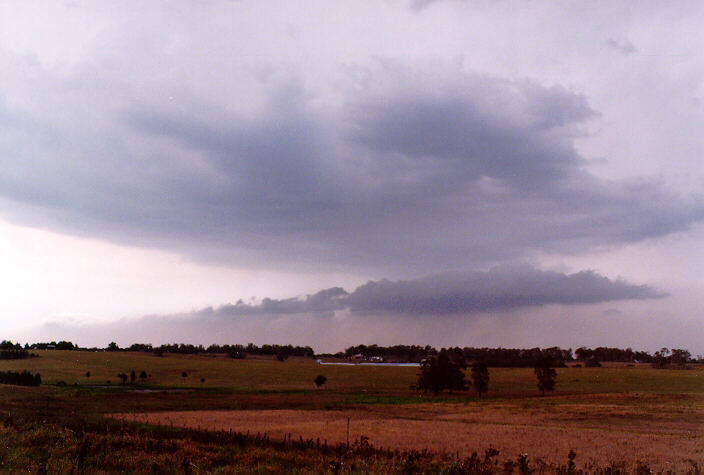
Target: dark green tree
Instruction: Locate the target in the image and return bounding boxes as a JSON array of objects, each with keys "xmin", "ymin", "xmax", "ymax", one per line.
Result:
[
  {"xmin": 534, "ymin": 358, "xmax": 557, "ymax": 396},
  {"xmin": 417, "ymin": 348, "xmax": 468, "ymax": 395},
  {"xmin": 470, "ymin": 360, "xmax": 489, "ymax": 398}
]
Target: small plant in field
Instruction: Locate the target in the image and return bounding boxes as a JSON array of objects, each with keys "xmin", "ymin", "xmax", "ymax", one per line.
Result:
[
  {"xmin": 517, "ymin": 453, "xmax": 531, "ymax": 474},
  {"xmin": 584, "ymin": 358, "xmax": 601, "ymax": 367},
  {"xmin": 314, "ymin": 375, "xmax": 327, "ymax": 387},
  {"xmin": 567, "ymin": 450, "xmax": 577, "ymax": 473},
  {"xmin": 139, "ymin": 370, "xmax": 147, "ymax": 379},
  {"xmin": 181, "ymin": 371, "xmax": 188, "ymax": 378},
  {"xmin": 117, "ymin": 373, "xmax": 128, "ymax": 385},
  {"xmin": 130, "ymin": 370, "xmax": 136, "ymax": 383},
  {"xmin": 200, "ymin": 378, "xmax": 205, "ymax": 383},
  {"xmin": 85, "ymin": 371, "xmax": 90, "ymax": 378}
]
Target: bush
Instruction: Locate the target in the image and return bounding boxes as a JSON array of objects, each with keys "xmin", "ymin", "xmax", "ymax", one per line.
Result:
[
  {"xmin": 0, "ymin": 370, "xmax": 41, "ymax": 386},
  {"xmin": 314, "ymin": 375, "xmax": 327, "ymax": 387}
]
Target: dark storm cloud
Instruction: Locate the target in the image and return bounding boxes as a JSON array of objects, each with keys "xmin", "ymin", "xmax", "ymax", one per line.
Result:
[
  {"xmin": 0, "ymin": 59, "xmax": 702, "ymax": 273},
  {"xmin": 197, "ymin": 266, "xmax": 663, "ymax": 318}
]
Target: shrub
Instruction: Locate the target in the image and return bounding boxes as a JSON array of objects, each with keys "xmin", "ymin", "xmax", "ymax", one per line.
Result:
[
  {"xmin": 314, "ymin": 375, "xmax": 327, "ymax": 387},
  {"xmin": 585, "ymin": 358, "xmax": 601, "ymax": 367}
]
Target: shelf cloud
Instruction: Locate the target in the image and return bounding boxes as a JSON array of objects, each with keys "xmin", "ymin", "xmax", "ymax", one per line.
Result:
[{"xmin": 197, "ymin": 265, "xmax": 664, "ymax": 319}]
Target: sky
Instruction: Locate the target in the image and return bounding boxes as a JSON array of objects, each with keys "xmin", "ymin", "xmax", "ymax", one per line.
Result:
[{"xmin": 0, "ymin": 1, "xmax": 702, "ymax": 354}]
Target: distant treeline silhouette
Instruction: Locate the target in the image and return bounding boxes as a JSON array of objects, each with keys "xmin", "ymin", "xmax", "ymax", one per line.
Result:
[
  {"xmin": 574, "ymin": 346, "xmax": 653, "ymax": 363},
  {"xmin": 0, "ymin": 370, "xmax": 41, "ymax": 386},
  {"xmin": 0, "ymin": 340, "xmax": 36, "ymax": 360},
  {"xmin": 340, "ymin": 344, "xmax": 699, "ymax": 366},
  {"xmin": 342, "ymin": 345, "xmax": 572, "ymax": 367},
  {"xmin": 344, "ymin": 344, "xmax": 438, "ymax": 361},
  {"xmin": 5, "ymin": 339, "xmax": 698, "ymax": 365},
  {"xmin": 28, "ymin": 341, "xmax": 78, "ymax": 351},
  {"xmin": 120, "ymin": 342, "xmax": 314, "ymax": 358}
]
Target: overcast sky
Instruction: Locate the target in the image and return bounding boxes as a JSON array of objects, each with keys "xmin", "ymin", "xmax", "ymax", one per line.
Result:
[{"xmin": 1, "ymin": 1, "xmax": 702, "ymax": 354}]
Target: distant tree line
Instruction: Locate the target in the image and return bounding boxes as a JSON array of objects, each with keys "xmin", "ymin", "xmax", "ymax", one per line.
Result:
[
  {"xmin": 119, "ymin": 342, "xmax": 314, "ymax": 359},
  {"xmin": 343, "ymin": 344, "xmax": 438, "ymax": 361},
  {"xmin": 344, "ymin": 344, "xmax": 699, "ymax": 367},
  {"xmin": 461, "ymin": 347, "xmax": 572, "ymax": 367},
  {"xmin": 343, "ymin": 345, "xmax": 571, "ymax": 367},
  {"xmin": 574, "ymin": 346, "xmax": 653, "ymax": 363},
  {"xmin": 6, "ymin": 339, "xmax": 699, "ymax": 366},
  {"xmin": 0, "ymin": 341, "xmax": 36, "ymax": 360}
]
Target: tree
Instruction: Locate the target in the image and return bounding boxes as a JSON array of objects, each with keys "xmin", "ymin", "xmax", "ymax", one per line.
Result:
[
  {"xmin": 117, "ymin": 373, "xmax": 128, "ymax": 385},
  {"xmin": 107, "ymin": 342, "xmax": 120, "ymax": 352},
  {"xmin": 534, "ymin": 358, "xmax": 557, "ymax": 396},
  {"xmin": 314, "ymin": 375, "xmax": 327, "ymax": 387},
  {"xmin": 470, "ymin": 360, "xmax": 489, "ymax": 398},
  {"xmin": 139, "ymin": 370, "xmax": 147, "ymax": 380},
  {"xmin": 417, "ymin": 348, "xmax": 468, "ymax": 395},
  {"xmin": 130, "ymin": 370, "xmax": 136, "ymax": 384},
  {"xmin": 670, "ymin": 348, "xmax": 691, "ymax": 366}
]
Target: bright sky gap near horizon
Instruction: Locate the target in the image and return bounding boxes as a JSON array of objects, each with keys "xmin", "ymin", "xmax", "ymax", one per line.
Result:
[{"xmin": 0, "ymin": 1, "xmax": 702, "ymax": 354}]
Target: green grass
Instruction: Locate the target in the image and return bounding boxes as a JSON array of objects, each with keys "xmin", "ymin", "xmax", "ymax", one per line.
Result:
[
  {"xmin": 2, "ymin": 351, "xmax": 702, "ymax": 397},
  {"xmin": 1, "ymin": 351, "xmax": 702, "ymax": 472}
]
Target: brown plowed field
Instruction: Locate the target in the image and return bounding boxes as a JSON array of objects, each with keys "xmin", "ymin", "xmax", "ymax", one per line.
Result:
[{"xmin": 114, "ymin": 394, "xmax": 704, "ymax": 472}]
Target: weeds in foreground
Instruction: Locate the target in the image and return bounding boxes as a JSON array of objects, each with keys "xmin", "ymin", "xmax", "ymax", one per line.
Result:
[{"xmin": 1, "ymin": 406, "xmax": 699, "ymax": 474}]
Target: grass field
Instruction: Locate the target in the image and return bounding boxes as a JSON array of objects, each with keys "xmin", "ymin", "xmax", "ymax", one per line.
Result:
[{"xmin": 1, "ymin": 350, "xmax": 703, "ymax": 472}]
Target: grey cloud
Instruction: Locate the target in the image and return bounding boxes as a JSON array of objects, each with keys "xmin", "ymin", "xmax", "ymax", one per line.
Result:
[
  {"xmin": 0, "ymin": 58, "xmax": 702, "ymax": 274},
  {"xmin": 199, "ymin": 265, "xmax": 663, "ymax": 318},
  {"xmin": 607, "ymin": 38, "xmax": 637, "ymax": 55}
]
